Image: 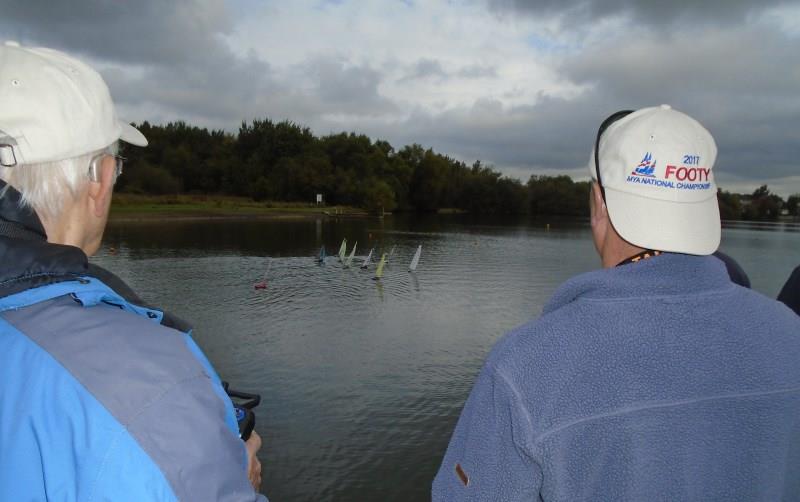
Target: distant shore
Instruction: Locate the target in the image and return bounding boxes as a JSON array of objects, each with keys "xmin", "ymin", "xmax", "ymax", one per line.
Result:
[
  {"xmin": 109, "ymin": 194, "xmax": 799, "ymax": 224},
  {"xmin": 109, "ymin": 194, "xmax": 370, "ymax": 222}
]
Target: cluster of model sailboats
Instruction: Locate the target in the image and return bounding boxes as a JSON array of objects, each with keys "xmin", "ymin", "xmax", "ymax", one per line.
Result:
[
  {"xmin": 318, "ymin": 239, "xmax": 422, "ymax": 279},
  {"xmin": 255, "ymin": 242, "xmax": 421, "ymax": 289}
]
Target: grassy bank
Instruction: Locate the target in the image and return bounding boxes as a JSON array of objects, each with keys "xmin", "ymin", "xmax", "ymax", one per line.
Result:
[{"xmin": 110, "ymin": 194, "xmax": 367, "ymax": 221}]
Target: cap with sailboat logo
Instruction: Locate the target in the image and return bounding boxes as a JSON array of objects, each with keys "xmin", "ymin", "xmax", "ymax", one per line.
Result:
[{"xmin": 589, "ymin": 104, "xmax": 720, "ymax": 255}]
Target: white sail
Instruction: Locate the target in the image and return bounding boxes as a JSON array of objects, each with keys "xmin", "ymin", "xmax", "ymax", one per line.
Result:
[
  {"xmin": 387, "ymin": 246, "xmax": 396, "ymax": 263},
  {"xmin": 408, "ymin": 245, "xmax": 421, "ymax": 272},
  {"xmin": 338, "ymin": 239, "xmax": 347, "ymax": 261},
  {"xmin": 345, "ymin": 241, "xmax": 357, "ymax": 267},
  {"xmin": 374, "ymin": 253, "xmax": 387, "ymax": 279},
  {"xmin": 361, "ymin": 248, "xmax": 373, "ymax": 269}
]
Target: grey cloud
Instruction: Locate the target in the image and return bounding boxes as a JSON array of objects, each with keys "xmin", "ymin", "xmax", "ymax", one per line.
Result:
[
  {"xmin": 457, "ymin": 64, "xmax": 498, "ymax": 79},
  {"xmin": 351, "ymin": 4, "xmax": 797, "ymax": 192},
  {"xmin": 308, "ymin": 57, "xmax": 398, "ymax": 116},
  {"xmin": 104, "ymin": 52, "xmax": 280, "ymax": 125},
  {"xmin": 557, "ymin": 26, "xmax": 800, "ymax": 181},
  {"xmin": 361, "ymin": 92, "xmax": 609, "ymax": 176},
  {"xmin": 399, "ymin": 59, "xmax": 498, "ymax": 82},
  {"xmin": 108, "ymin": 54, "xmax": 397, "ymax": 132},
  {"xmin": 0, "ymin": 0, "xmax": 233, "ymax": 66},
  {"xmin": 356, "ymin": 70, "xmax": 798, "ymax": 193},
  {"xmin": 1, "ymin": 0, "xmax": 396, "ymax": 126},
  {"xmin": 487, "ymin": 0, "xmax": 792, "ymax": 28},
  {"xmin": 561, "ymin": 28, "xmax": 800, "ymax": 100},
  {"xmin": 399, "ymin": 58, "xmax": 448, "ymax": 82}
]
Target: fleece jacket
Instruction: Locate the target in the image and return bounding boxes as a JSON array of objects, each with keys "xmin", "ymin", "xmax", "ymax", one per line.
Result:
[{"xmin": 433, "ymin": 253, "xmax": 800, "ymax": 501}]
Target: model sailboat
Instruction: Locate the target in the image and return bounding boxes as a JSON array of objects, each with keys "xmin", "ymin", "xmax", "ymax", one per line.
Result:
[
  {"xmin": 338, "ymin": 239, "xmax": 347, "ymax": 262},
  {"xmin": 318, "ymin": 246, "xmax": 326, "ymax": 264},
  {"xmin": 408, "ymin": 245, "xmax": 422, "ymax": 272},
  {"xmin": 360, "ymin": 248, "xmax": 374, "ymax": 269},
  {"xmin": 345, "ymin": 242, "xmax": 357, "ymax": 267},
  {"xmin": 254, "ymin": 259, "xmax": 272, "ymax": 289},
  {"xmin": 373, "ymin": 253, "xmax": 387, "ymax": 280}
]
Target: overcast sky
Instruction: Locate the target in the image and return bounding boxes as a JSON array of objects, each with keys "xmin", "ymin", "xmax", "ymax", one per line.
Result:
[{"xmin": 2, "ymin": 0, "xmax": 799, "ymax": 195}]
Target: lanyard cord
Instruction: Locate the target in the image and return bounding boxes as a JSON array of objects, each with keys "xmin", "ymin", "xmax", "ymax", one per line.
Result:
[{"xmin": 616, "ymin": 249, "xmax": 663, "ymax": 267}]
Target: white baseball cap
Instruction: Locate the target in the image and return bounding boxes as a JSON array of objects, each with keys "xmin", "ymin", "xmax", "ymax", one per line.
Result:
[
  {"xmin": 589, "ymin": 104, "xmax": 720, "ymax": 255},
  {"xmin": 0, "ymin": 40, "xmax": 147, "ymax": 168}
]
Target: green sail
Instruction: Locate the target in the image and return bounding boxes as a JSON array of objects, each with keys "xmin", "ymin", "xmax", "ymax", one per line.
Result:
[{"xmin": 374, "ymin": 253, "xmax": 387, "ymax": 279}]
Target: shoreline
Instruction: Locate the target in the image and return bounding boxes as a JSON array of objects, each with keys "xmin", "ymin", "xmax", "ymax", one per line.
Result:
[
  {"xmin": 109, "ymin": 194, "xmax": 372, "ymax": 222},
  {"xmin": 108, "ymin": 209, "xmax": 373, "ymax": 223}
]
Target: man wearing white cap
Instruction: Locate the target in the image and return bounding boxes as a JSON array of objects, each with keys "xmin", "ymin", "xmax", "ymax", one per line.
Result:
[
  {"xmin": 0, "ymin": 42, "xmax": 265, "ymax": 501},
  {"xmin": 433, "ymin": 105, "xmax": 800, "ymax": 500}
]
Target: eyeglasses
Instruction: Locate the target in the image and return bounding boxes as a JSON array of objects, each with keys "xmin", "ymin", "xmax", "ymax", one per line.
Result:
[
  {"xmin": 88, "ymin": 152, "xmax": 125, "ymax": 183},
  {"xmin": 594, "ymin": 110, "xmax": 633, "ymax": 201}
]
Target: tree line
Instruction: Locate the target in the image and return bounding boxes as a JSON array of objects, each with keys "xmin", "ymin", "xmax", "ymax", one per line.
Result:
[
  {"xmin": 719, "ymin": 186, "xmax": 799, "ymax": 221},
  {"xmin": 118, "ymin": 119, "xmax": 798, "ymax": 220}
]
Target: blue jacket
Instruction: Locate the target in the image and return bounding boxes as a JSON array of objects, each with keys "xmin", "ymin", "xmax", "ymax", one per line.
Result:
[
  {"xmin": 0, "ymin": 183, "xmax": 266, "ymax": 501},
  {"xmin": 433, "ymin": 253, "xmax": 800, "ymax": 501}
]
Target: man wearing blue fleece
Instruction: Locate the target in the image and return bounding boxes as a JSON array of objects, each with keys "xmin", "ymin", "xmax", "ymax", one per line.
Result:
[{"xmin": 433, "ymin": 105, "xmax": 800, "ymax": 501}]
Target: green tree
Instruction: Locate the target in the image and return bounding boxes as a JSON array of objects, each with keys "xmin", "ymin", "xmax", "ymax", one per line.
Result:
[
  {"xmin": 362, "ymin": 179, "xmax": 397, "ymax": 214},
  {"xmin": 717, "ymin": 189, "xmax": 742, "ymax": 221},
  {"xmin": 118, "ymin": 117, "xmax": 584, "ymax": 217},
  {"xmin": 409, "ymin": 150, "xmax": 450, "ymax": 212},
  {"xmin": 252, "ymin": 176, "xmax": 271, "ymax": 202},
  {"xmin": 743, "ymin": 185, "xmax": 784, "ymax": 221},
  {"xmin": 123, "ymin": 161, "xmax": 181, "ymax": 195},
  {"xmin": 786, "ymin": 194, "xmax": 799, "ymax": 217},
  {"xmin": 528, "ymin": 175, "xmax": 589, "ymax": 217}
]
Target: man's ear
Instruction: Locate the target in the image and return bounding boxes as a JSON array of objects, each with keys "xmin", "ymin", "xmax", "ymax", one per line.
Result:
[
  {"xmin": 87, "ymin": 157, "xmax": 115, "ymax": 218},
  {"xmin": 589, "ymin": 182, "xmax": 609, "ymax": 257},
  {"xmin": 590, "ymin": 182, "xmax": 607, "ymax": 224}
]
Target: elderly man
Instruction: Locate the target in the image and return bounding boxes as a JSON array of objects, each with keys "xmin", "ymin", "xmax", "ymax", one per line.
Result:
[
  {"xmin": 0, "ymin": 42, "xmax": 265, "ymax": 501},
  {"xmin": 433, "ymin": 105, "xmax": 800, "ymax": 500}
]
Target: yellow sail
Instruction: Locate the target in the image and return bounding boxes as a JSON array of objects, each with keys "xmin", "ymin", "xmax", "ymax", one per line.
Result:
[{"xmin": 374, "ymin": 253, "xmax": 387, "ymax": 279}]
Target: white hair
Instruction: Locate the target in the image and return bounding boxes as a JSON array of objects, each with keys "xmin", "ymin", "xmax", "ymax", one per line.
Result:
[{"xmin": 0, "ymin": 142, "xmax": 118, "ymax": 221}]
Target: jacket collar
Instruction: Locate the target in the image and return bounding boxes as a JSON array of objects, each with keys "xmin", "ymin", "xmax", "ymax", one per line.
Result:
[
  {"xmin": 0, "ymin": 180, "xmax": 192, "ymax": 331},
  {"xmin": 543, "ymin": 253, "xmax": 734, "ymax": 315},
  {"xmin": 0, "ymin": 180, "xmax": 47, "ymax": 239},
  {"xmin": 0, "ymin": 181, "xmax": 91, "ymax": 297}
]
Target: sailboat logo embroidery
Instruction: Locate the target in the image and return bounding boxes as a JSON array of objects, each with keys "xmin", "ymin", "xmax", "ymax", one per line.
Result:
[{"xmin": 631, "ymin": 152, "xmax": 656, "ymax": 177}]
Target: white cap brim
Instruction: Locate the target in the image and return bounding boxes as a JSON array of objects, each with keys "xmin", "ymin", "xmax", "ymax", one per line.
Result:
[
  {"xmin": 605, "ymin": 186, "xmax": 720, "ymax": 255},
  {"xmin": 119, "ymin": 121, "xmax": 148, "ymax": 147}
]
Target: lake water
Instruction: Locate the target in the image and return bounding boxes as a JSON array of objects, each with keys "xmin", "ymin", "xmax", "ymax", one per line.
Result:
[{"xmin": 93, "ymin": 215, "xmax": 799, "ymax": 501}]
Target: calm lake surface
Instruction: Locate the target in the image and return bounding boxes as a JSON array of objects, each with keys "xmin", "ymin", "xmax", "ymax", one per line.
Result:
[{"xmin": 93, "ymin": 215, "xmax": 799, "ymax": 502}]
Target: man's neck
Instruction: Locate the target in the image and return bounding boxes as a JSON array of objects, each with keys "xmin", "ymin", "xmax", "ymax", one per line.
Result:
[
  {"xmin": 600, "ymin": 231, "xmax": 646, "ymax": 269},
  {"xmin": 39, "ymin": 193, "xmax": 101, "ymax": 256}
]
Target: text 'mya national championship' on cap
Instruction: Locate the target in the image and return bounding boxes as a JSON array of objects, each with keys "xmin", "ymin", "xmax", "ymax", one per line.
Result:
[
  {"xmin": 590, "ymin": 104, "xmax": 720, "ymax": 256},
  {"xmin": 0, "ymin": 40, "xmax": 147, "ymax": 168}
]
